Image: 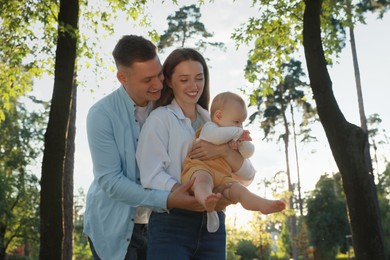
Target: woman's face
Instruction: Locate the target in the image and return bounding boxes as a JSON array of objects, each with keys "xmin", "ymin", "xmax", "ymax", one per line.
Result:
[{"xmin": 168, "ymin": 60, "xmax": 204, "ymax": 108}]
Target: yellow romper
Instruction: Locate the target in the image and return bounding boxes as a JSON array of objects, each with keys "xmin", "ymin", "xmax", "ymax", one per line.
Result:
[{"xmin": 181, "ymin": 128, "xmax": 237, "ymax": 187}]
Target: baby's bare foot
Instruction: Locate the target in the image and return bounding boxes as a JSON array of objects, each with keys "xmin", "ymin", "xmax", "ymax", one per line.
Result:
[
  {"xmin": 261, "ymin": 200, "xmax": 286, "ymax": 215},
  {"xmin": 204, "ymin": 193, "xmax": 221, "ymax": 212}
]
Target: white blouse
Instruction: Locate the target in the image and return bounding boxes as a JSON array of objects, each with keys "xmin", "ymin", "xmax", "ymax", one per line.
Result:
[{"xmin": 136, "ymin": 99, "xmax": 211, "ymax": 191}]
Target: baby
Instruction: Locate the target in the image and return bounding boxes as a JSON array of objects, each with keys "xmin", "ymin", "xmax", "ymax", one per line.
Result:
[{"xmin": 182, "ymin": 91, "xmax": 285, "ymax": 231}]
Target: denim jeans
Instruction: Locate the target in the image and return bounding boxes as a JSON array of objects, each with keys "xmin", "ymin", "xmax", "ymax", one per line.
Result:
[
  {"xmin": 88, "ymin": 223, "xmax": 147, "ymax": 260},
  {"xmin": 147, "ymin": 209, "xmax": 226, "ymax": 260}
]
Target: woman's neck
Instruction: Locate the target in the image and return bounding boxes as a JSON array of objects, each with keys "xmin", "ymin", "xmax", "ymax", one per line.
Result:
[{"xmin": 177, "ymin": 100, "xmax": 197, "ymax": 121}]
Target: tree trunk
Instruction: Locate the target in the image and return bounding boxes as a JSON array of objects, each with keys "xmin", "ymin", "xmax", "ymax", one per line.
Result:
[
  {"xmin": 302, "ymin": 0, "xmax": 385, "ymax": 259},
  {"xmin": 39, "ymin": 0, "xmax": 79, "ymax": 258},
  {"xmin": 63, "ymin": 78, "xmax": 77, "ymax": 260},
  {"xmin": 281, "ymin": 107, "xmax": 298, "ymax": 260},
  {"xmin": 348, "ymin": 19, "xmax": 384, "ymax": 255},
  {"xmin": 290, "ymin": 104, "xmax": 303, "ymax": 216}
]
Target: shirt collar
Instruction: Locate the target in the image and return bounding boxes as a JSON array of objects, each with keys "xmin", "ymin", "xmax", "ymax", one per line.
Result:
[{"xmin": 167, "ymin": 98, "xmax": 210, "ymax": 122}]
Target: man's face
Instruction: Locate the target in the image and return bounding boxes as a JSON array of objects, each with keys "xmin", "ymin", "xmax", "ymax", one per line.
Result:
[{"xmin": 117, "ymin": 56, "xmax": 164, "ymax": 106}]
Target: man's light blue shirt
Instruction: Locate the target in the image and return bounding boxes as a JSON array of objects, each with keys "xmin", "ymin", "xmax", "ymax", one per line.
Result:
[{"xmin": 83, "ymin": 86, "xmax": 169, "ymax": 260}]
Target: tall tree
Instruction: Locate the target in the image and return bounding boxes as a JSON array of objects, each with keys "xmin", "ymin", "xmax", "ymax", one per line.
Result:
[
  {"xmin": 0, "ymin": 95, "xmax": 46, "ymax": 259},
  {"xmin": 247, "ymin": 60, "xmax": 316, "ymax": 259},
  {"xmin": 39, "ymin": 0, "xmax": 79, "ymax": 258},
  {"xmin": 303, "ymin": 0, "xmax": 386, "ymax": 258},
  {"xmin": 376, "ymin": 163, "xmax": 390, "ymax": 258},
  {"xmin": 306, "ymin": 174, "xmax": 349, "ymax": 260},
  {"xmin": 62, "ymin": 77, "xmax": 77, "ymax": 259},
  {"xmin": 232, "ymin": 0, "xmax": 387, "ymax": 258},
  {"xmin": 2, "ymin": 0, "xmax": 150, "ymax": 258},
  {"xmin": 157, "ymin": 4, "xmax": 224, "ymax": 52},
  {"xmin": 367, "ymin": 113, "xmax": 389, "ymax": 175}
]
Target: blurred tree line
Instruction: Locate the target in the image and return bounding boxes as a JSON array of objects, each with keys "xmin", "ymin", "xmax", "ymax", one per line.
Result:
[{"xmin": 1, "ymin": 0, "xmax": 390, "ymax": 259}]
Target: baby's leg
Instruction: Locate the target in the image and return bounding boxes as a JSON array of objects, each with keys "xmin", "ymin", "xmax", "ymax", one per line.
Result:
[
  {"xmin": 224, "ymin": 182, "xmax": 285, "ymax": 214},
  {"xmin": 191, "ymin": 170, "xmax": 221, "ymax": 212}
]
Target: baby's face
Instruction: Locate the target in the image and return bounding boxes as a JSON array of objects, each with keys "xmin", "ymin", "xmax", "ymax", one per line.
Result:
[{"xmin": 217, "ymin": 101, "xmax": 247, "ymax": 127}]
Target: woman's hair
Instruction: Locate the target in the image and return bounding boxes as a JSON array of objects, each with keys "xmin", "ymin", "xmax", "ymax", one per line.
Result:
[
  {"xmin": 210, "ymin": 91, "xmax": 247, "ymax": 119},
  {"xmin": 154, "ymin": 48, "xmax": 210, "ymax": 110},
  {"xmin": 112, "ymin": 35, "xmax": 157, "ymax": 68}
]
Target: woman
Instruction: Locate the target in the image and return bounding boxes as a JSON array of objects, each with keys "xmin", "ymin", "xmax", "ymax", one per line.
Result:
[{"xmin": 136, "ymin": 48, "xmax": 254, "ymax": 259}]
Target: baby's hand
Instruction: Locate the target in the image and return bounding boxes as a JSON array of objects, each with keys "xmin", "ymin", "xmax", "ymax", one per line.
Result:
[
  {"xmin": 227, "ymin": 140, "xmax": 239, "ymax": 150},
  {"xmin": 239, "ymin": 130, "xmax": 252, "ymax": 142}
]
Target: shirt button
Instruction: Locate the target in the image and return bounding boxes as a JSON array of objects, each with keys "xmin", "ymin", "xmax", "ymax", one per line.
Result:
[{"xmin": 127, "ymin": 238, "xmax": 130, "ymax": 242}]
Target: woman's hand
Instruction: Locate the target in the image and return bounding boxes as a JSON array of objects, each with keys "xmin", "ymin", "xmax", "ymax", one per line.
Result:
[{"xmin": 188, "ymin": 139, "xmax": 228, "ymax": 161}]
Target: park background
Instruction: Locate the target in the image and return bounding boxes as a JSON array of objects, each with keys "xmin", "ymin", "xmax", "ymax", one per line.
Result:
[
  {"xmin": 33, "ymin": 0, "xmax": 390, "ymax": 224},
  {"xmin": 4, "ymin": 0, "xmax": 387, "ymax": 258}
]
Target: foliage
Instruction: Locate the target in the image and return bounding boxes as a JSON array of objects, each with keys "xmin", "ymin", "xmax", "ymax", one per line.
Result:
[
  {"xmin": 236, "ymin": 239, "xmax": 258, "ymax": 260},
  {"xmin": 73, "ymin": 189, "xmax": 92, "ymax": 259},
  {"xmin": 276, "ymin": 221, "xmax": 292, "ymax": 259},
  {"xmin": 367, "ymin": 113, "xmax": 389, "ymax": 174},
  {"xmin": 231, "ymin": 0, "xmax": 369, "ymax": 94},
  {"xmin": 226, "ymin": 209, "xmax": 286, "ymax": 260},
  {"xmin": 73, "ymin": 220, "xmax": 92, "ymax": 260},
  {"xmin": 305, "ymin": 174, "xmax": 350, "ymax": 259},
  {"xmin": 157, "ymin": 4, "xmax": 225, "ymax": 53},
  {"xmin": 0, "ymin": 0, "xmax": 152, "ymax": 122},
  {"xmin": 247, "ymin": 59, "xmax": 316, "ymax": 143},
  {"xmin": 0, "ymin": 94, "xmax": 48, "ymax": 258},
  {"xmin": 295, "ymin": 217, "xmax": 311, "ymax": 259},
  {"xmin": 377, "ymin": 163, "xmax": 390, "ymax": 258},
  {"xmin": 244, "ymin": 58, "xmax": 316, "ymax": 260},
  {"xmin": 77, "ymin": 0, "xmax": 152, "ymax": 87},
  {"xmin": 0, "ymin": 0, "xmax": 58, "ymax": 121},
  {"xmin": 357, "ymin": 0, "xmax": 390, "ymax": 18}
]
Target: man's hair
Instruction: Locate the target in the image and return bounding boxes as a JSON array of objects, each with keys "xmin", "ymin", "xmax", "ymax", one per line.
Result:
[
  {"xmin": 210, "ymin": 91, "xmax": 246, "ymax": 119},
  {"xmin": 112, "ymin": 35, "xmax": 157, "ymax": 68}
]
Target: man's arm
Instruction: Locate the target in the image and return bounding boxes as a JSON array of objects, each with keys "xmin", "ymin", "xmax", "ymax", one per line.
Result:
[
  {"xmin": 167, "ymin": 180, "xmax": 205, "ymax": 211},
  {"xmin": 87, "ymin": 106, "xmax": 168, "ymax": 210}
]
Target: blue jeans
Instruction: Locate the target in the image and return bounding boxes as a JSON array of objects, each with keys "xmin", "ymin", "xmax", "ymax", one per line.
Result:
[
  {"xmin": 147, "ymin": 209, "xmax": 226, "ymax": 260},
  {"xmin": 88, "ymin": 223, "xmax": 147, "ymax": 260}
]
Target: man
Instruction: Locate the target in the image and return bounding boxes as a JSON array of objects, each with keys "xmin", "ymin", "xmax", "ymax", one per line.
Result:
[{"xmin": 84, "ymin": 35, "xmax": 199, "ymax": 260}]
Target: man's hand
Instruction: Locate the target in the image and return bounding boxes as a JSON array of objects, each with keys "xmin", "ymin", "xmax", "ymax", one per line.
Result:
[
  {"xmin": 188, "ymin": 139, "xmax": 228, "ymax": 161},
  {"xmin": 213, "ymin": 182, "xmax": 236, "ymax": 211},
  {"xmin": 167, "ymin": 179, "xmax": 204, "ymax": 212}
]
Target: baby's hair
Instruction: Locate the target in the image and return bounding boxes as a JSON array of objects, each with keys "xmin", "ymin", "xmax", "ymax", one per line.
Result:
[{"xmin": 210, "ymin": 91, "xmax": 246, "ymax": 119}]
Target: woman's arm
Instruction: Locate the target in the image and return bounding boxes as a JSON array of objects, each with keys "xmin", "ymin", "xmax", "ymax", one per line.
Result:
[
  {"xmin": 188, "ymin": 140, "xmax": 256, "ymax": 184},
  {"xmin": 188, "ymin": 140, "xmax": 243, "ymax": 172},
  {"xmin": 137, "ymin": 113, "xmax": 178, "ymax": 191}
]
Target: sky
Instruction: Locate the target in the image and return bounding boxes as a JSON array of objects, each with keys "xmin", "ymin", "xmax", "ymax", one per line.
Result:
[{"xmin": 33, "ymin": 0, "xmax": 390, "ymax": 223}]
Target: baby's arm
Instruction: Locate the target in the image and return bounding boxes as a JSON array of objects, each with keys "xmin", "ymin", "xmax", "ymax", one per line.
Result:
[
  {"xmin": 226, "ymin": 129, "xmax": 255, "ymax": 159},
  {"xmin": 199, "ymin": 122, "xmax": 243, "ymax": 145},
  {"xmin": 239, "ymin": 141, "xmax": 255, "ymax": 159}
]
